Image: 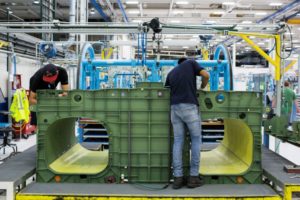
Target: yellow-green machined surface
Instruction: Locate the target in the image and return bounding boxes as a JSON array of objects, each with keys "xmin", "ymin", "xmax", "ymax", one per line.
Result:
[
  {"xmin": 201, "ymin": 119, "xmax": 253, "ymax": 175},
  {"xmin": 49, "ymin": 144, "xmax": 108, "ymax": 174}
]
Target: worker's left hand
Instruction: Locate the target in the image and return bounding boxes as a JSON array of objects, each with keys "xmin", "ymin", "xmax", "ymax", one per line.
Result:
[{"xmin": 58, "ymin": 92, "xmax": 68, "ymax": 97}]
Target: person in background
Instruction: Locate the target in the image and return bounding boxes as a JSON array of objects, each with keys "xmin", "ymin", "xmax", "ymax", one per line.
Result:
[
  {"xmin": 29, "ymin": 64, "xmax": 69, "ymax": 125},
  {"xmin": 282, "ymin": 80, "xmax": 300, "ymax": 131},
  {"xmin": 165, "ymin": 57, "xmax": 210, "ymax": 189}
]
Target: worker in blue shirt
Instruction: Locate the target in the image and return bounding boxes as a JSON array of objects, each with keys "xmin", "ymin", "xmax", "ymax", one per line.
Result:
[{"xmin": 165, "ymin": 57, "xmax": 209, "ymax": 189}]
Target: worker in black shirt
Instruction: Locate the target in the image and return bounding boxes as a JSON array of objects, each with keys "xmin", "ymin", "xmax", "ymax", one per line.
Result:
[
  {"xmin": 165, "ymin": 57, "xmax": 209, "ymax": 189},
  {"xmin": 29, "ymin": 64, "xmax": 69, "ymax": 125}
]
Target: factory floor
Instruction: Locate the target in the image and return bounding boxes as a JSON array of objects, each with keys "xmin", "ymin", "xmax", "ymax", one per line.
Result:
[{"xmin": 0, "ymin": 134, "xmax": 36, "ymax": 199}]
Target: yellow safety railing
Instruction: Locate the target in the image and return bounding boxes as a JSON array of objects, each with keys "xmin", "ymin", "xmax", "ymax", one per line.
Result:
[{"xmin": 228, "ymin": 32, "xmax": 281, "ymax": 81}]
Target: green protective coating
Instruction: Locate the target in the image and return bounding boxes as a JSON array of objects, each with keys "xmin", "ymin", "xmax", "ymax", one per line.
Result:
[
  {"xmin": 36, "ymin": 82, "xmax": 263, "ymax": 184},
  {"xmin": 264, "ymin": 116, "xmax": 300, "ymax": 146}
]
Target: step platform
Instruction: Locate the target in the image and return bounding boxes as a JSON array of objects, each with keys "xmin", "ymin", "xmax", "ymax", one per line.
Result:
[
  {"xmin": 262, "ymin": 146, "xmax": 300, "ymax": 200},
  {"xmin": 16, "ymin": 183, "xmax": 280, "ymax": 200}
]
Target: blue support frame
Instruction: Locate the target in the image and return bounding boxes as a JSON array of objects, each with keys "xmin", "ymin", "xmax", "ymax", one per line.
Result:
[{"xmin": 78, "ymin": 43, "xmax": 233, "ymax": 91}]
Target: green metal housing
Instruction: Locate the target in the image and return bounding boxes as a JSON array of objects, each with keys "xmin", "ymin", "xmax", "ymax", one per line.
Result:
[{"xmin": 36, "ymin": 82, "xmax": 263, "ymax": 184}]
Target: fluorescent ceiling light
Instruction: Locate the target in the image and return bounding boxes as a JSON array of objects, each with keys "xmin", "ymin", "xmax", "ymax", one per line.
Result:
[
  {"xmin": 173, "ymin": 10, "xmax": 184, "ymax": 14},
  {"xmin": 193, "ymin": 35, "xmax": 199, "ymax": 38},
  {"xmin": 206, "ymin": 20, "xmax": 216, "ymax": 24},
  {"xmin": 190, "ymin": 38, "xmax": 197, "ymax": 41},
  {"xmin": 128, "ymin": 10, "xmax": 140, "ymax": 14},
  {"xmin": 165, "ymin": 38, "xmax": 172, "ymax": 41},
  {"xmin": 132, "ymin": 19, "xmax": 142, "ymax": 23},
  {"xmin": 269, "ymin": 2, "xmax": 283, "ymax": 6},
  {"xmin": 166, "ymin": 34, "xmax": 174, "ymax": 38},
  {"xmin": 170, "ymin": 20, "xmax": 180, "ymax": 23},
  {"xmin": 213, "ymin": 11, "xmax": 225, "ymax": 15},
  {"xmin": 175, "ymin": 1, "xmax": 189, "ymax": 5},
  {"xmin": 255, "ymin": 12, "xmax": 267, "ymax": 16},
  {"xmin": 222, "ymin": 2, "xmax": 235, "ymax": 5},
  {"xmin": 242, "ymin": 20, "xmax": 252, "ymax": 24},
  {"xmin": 90, "ymin": 8, "xmax": 95, "ymax": 15},
  {"xmin": 257, "ymin": 42, "xmax": 265, "ymax": 45},
  {"xmin": 163, "ymin": 46, "xmax": 169, "ymax": 49},
  {"xmin": 183, "ymin": 46, "xmax": 189, "ymax": 49},
  {"xmin": 249, "ymin": 36, "xmax": 255, "ymax": 39},
  {"xmin": 126, "ymin": 1, "xmax": 138, "ymax": 4},
  {"xmin": 33, "ymin": 0, "xmax": 39, "ymax": 4},
  {"xmin": 236, "ymin": 42, "xmax": 242, "ymax": 45}
]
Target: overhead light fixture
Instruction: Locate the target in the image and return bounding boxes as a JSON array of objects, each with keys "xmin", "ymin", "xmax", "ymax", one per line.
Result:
[
  {"xmin": 126, "ymin": 1, "xmax": 139, "ymax": 4},
  {"xmin": 132, "ymin": 19, "xmax": 142, "ymax": 23},
  {"xmin": 222, "ymin": 2, "xmax": 235, "ymax": 6},
  {"xmin": 11, "ymin": 3, "xmax": 16, "ymax": 6},
  {"xmin": 166, "ymin": 34, "xmax": 174, "ymax": 38},
  {"xmin": 163, "ymin": 46, "xmax": 169, "ymax": 49},
  {"xmin": 90, "ymin": 8, "xmax": 95, "ymax": 15},
  {"xmin": 33, "ymin": 0, "xmax": 40, "ymax": 4},
  {"xmin": 205, "ymin": 20, "xmax": 216, "ymax": 24},
  {"xmin": 213, "ymin": 11, "xmax": 225, "ymax": 15},
  {"xmin": 257, "ymin": 42, "xmax": 265, "ymax": 45},
  {"xmin": 249, "ymin": 36, "xmax": 255, "ymax": 39},
  {"xmin": 242, "ymin": 20, "xmax": 252, "ymax": 24},
  {"xmin": 193, "ymin": 35, "xmax": 199, "ymax": 38},
  {"xmin": 175, "ymin": 1, "xmax": 189, "ymax": 5},
  {"xmin": 183, "ymin": 46, "xmax": 189, "ymax": 49},
  {"xmin": 170, "ymin": 20, "xmax": 180, "ymax": 23},
  {"xmin": 255, "ymin": 12, "xmax": 267, "ymax": 16},
  {"xmin": 269, "ymin": 2, "xmax": 283, "ymax": 6},
  {"xmin": 173, "ymin": 10, "xmax": 184, "ymax": 14},
  {"xmin": 8, "ymin": 10, "xmax": 13, "ymax": 14},
  {"xmin": 128, "ymin": 10, "xmax": 140, "ymax": 14}
]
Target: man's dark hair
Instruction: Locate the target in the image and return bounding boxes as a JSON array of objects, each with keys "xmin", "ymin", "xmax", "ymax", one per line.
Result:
[
  {"xmin": 178, "ymin": 57, "xmax": 188, "ymax": 64},
  {"xmin": 284, "ymin": 80, "xmax": 290, "ymax": 87}
]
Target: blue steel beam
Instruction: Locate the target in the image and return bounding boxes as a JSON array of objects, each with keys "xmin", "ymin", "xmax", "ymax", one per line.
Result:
[
  {"xmin": 116, "ymin": 0, "xmax": 129, "ymax": 23},
  {"xmin": 258, "ymin": 0, "xmax": 300, "ymax": 23},
  {"xmin": 83, "ymin": 59, "xmax": 228, "ymax": 67},
  {"xmin": 90, "ymin": 0, "xmax": 111, "ymax": 22}
]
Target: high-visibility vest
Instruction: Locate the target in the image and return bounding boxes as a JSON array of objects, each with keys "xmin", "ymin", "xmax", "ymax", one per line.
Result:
[{"xmin": 9, "ymin": 89, "xmax": 30, "ymax": 123}]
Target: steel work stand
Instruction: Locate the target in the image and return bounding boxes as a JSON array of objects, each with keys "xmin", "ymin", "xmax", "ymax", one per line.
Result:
[
  {"xmin": 0, "ymin": 146, "xmax": 36, "ymax": 200},
  {"xmin": 262, "ymin": 146, "xmax": 300, "ymax": 200}
]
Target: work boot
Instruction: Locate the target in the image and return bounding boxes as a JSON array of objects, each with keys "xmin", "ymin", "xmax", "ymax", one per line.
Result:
[
  {"xmin": 172, "ymin": 176, "xmax": 185, "ymax": 189},
  {"xmin": 187, "ymin": 176, "xmax": 203, "ymax": 188}
]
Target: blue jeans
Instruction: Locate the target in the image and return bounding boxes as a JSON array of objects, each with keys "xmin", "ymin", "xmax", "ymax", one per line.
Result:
[{"xmin": 171, "ymin": 103, "xmax": 201, "ymax": 177}]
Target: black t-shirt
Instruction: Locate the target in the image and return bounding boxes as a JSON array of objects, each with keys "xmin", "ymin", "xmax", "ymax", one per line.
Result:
[
  {"xmin": 29, "ymin": 66, "xmax": 68, "ymax": 93},
  {"xmin": 165, "ymin": 60, "xmax": 204, "ymax": 106}
]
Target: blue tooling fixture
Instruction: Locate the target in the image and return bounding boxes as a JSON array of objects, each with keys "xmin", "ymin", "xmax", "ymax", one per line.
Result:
[
  {"xmin": 39, "ymin": 42, "xmax": 57, "ymax": 59},
  {"xmin": 77, "ymin": 43, "xmax": 232, "ymax": 91}
]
